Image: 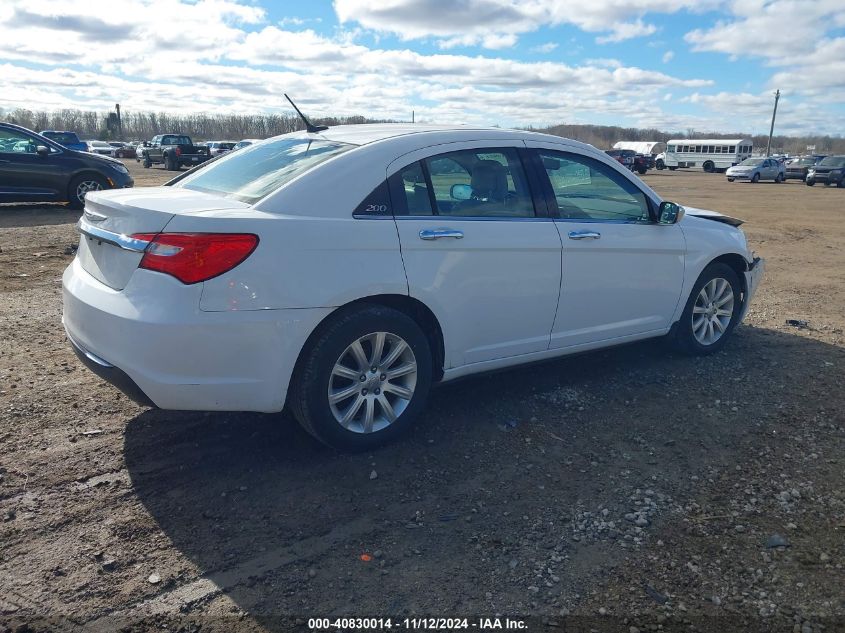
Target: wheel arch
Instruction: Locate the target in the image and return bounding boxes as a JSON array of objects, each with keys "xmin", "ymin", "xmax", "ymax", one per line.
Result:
[
  {"xmin": 67, "ymin": 169, "xmax": 109, "ymax": 199},
  {"xmin": 291, "ymin": 294, "xmax": 446, "ymax": 389}
]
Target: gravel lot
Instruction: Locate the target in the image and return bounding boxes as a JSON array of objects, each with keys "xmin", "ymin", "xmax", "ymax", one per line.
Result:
[{"xmin": 1, "ymin": 160, "xmax": 844, "ymax": 632}]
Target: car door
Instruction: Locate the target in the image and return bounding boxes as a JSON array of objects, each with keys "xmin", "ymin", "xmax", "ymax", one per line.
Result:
[
  {"xmin": 0, "ymin": 128, "xmax": 67, "ymax": 202},
  {"xmin": 528, "ymin": 144, "xmax": 686, "ymax": 349},
  {"xmin": 388, "ymin": 143, "xmax": 562, "ymax": 368}
]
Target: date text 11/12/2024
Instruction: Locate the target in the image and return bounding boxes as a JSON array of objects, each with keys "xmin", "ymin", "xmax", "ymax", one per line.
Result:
[{"xmin": 308, "ymin": 617, "xmax": 528, "ymax": 630}]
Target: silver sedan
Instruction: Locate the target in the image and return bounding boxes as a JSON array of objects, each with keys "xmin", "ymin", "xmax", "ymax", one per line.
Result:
[{"xmin": 726, "ymin": 157, "xmax": 785, "ymax": 183}]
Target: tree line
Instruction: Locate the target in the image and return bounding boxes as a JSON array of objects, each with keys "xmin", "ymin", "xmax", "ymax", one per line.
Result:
[{"xmin": 1, "ymin": 107, "xmax": 843, "ymax": 155}]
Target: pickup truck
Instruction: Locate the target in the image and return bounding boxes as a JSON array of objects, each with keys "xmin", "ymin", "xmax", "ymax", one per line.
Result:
[{"xmin": 140, "ymin": 134, "xmax": 210, "ymax": 170}]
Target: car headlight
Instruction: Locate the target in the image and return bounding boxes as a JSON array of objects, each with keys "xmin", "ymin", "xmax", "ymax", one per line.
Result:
[{"xmin": 110, "ymin": 162, "xmax": 129, "ymax": 174}]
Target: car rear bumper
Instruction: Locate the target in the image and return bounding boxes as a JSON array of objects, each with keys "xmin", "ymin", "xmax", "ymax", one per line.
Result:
[{"xmin": 62, "ymin": 258, "xmax": 330, "ymax": 412}]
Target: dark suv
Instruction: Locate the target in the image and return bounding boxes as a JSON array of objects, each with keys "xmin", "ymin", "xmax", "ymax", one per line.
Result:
[
  {"xmin": 806, "ymin": 155, "xmax": 845, "ymax": 187},
  {"xmin": 0, "ymin": 123, "xmax": 134, "ymax": 208}
]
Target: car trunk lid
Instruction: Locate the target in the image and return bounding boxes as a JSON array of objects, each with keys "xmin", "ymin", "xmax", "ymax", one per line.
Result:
[{"xmin": 76, "ymin": 187, "xmax": 250, "ymax": 290}]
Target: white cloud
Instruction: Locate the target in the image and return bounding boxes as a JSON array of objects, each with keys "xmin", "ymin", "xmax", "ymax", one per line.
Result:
[
  {"xmin": 0, "ymin": 0, "xmax": 842, "ymax": 136},
  {"xmin": 685, "ymin": 0, "xmax": 845, "ymax": 60},
  {"xmin": 530, "ymin": 42, "xmax": 558, "ymax": 54},
  {"xmin": 334, "ymin": 0, "xmax": 716, "ymax": 46},
  {"xmin": 595, "ymin": 19, "xmax": 657, "ymax": 44},
  {"xmin": 662, "ymin": 50, "xmax": 674, "ymax": 63}
]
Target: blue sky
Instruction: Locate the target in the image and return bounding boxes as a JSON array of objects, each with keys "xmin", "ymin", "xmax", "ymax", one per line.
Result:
[{"xmin": 1, "ymin": 0, "xmax": 843, "ymax": 136}]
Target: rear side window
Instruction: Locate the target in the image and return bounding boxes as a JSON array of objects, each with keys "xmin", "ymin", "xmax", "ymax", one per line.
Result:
[{"xmin": 176, "ymin": 137, "xmax": 354, "ymax": 204}]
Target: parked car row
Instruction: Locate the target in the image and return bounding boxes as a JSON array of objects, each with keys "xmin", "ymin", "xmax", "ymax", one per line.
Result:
[{"xmin": 724, "ymin": 154, "xmax": 844, "ymax": 187}]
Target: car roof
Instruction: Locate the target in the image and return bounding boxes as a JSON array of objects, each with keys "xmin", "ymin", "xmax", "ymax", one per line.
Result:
[{"xmin": 280, "ymin": 123, "xmax": 597, "ymax": 154}]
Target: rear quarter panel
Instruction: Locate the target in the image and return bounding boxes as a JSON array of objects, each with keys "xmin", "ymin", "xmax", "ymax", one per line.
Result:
[{"xmin": 171, "ymin": 210, "xmax": 407, "ymax": 312}]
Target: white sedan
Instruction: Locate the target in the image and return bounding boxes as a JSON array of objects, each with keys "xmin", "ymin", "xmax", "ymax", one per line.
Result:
[{"xmin": 63, "ymin": 125, "xmax": 764, "ymax": 450}]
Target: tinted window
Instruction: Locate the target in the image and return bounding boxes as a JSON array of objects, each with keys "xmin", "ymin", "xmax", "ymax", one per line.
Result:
[
  {"xmin": 393, "ymin": 161, "xmax": 434, "ymax": 215},
  {"xmin": 818, "ymin": 156, "xmax": 845, "ymax": 167},
  {"xmin": 42, "ymin": 132, "xmax": 79, "ymax": 145},
  {"xmin": 538, "ymin": 150, "xmax": 650, "ymax": 222},
  {"xmin": 175, "ymin": 137, "xmax": 354, "ymax": 204},
  {"xmin": 423, "ymin": 148, "xmax": 534, "ymax": 217},
  {"xmin": 162, "ymin": 135, "xmax": 191, "ymax": 145},
  {"xmin": 0, "ymin": 129, "xmax": 55, "ymax": 154}
]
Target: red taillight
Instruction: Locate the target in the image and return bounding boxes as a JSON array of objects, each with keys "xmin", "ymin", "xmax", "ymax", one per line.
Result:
[
  {"xmin": 175, "ymin": 146, "xmax": 182, "ymax": 156},
  {"xmin": 131, "ymin": 233, "xmax": 258, "ymax": 284}
]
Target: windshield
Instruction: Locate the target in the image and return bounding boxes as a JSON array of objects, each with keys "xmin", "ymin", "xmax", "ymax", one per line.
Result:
[
  {"xmin": 818, "ymin": 156, "xmax": 845, "ymax": 167},
  {"xmin": 739, "ymin": 158, "xmax": 764, "ymax": 166},
  {"xmin": 42, "ymin": 132, "xmax": 79, "ymax": 145},
  {"xmin": 175, "ymin": 137, "xmax": 354, "ymax": 204}
]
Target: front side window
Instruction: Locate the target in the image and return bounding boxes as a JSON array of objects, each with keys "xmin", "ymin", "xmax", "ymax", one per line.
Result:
[
  {"xmin": 175, "ymin": 137, "xmax": 354, "ymax": 204},
  {"xmin": 538, "ymin": 150, "xmax": 651, "ymax": 222},
  {"xmin": 0, "ymin": 129, "xmax": 52, "ymax": 154}
]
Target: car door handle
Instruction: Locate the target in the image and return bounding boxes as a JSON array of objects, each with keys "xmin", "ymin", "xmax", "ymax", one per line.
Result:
[
  {"xmin": 419, "ymin": 228, "xmax": 464, "ymax": 240},
  {"xmin": 567, "ymin": 230, "xmax": 601, "ymax": 240}
]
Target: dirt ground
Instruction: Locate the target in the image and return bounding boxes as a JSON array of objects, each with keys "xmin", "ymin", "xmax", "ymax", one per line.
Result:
[{"xmin": 1, "ymin": 160, "xmax": 844, "ymax": 633}]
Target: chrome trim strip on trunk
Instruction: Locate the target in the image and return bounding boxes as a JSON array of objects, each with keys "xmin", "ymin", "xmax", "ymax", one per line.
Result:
[{"xmin": 77, "ymin": 218, "xmax": 151, "ymax": 253}]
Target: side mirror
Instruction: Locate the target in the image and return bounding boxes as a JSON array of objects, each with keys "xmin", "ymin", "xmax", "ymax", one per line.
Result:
[
  {"xmin": 658, "ymin": 201, "xmax": 684, "ymax": 224},
  {"xmin": 450, "ymin": 183, "xmax": 473, "ymax": 201},
  {"xmin": 36, "ymin": 145, "xmax": 49, "ymax": 157}
]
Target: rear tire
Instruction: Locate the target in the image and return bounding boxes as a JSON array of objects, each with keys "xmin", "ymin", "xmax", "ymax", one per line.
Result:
[
  {"xmin": 165, "ymin": 153, "xmax": 178, "ymax": 171},
  {"xmin": 143, "ymin": 157, "xmax": 151, "ymax": 168},
  {"xmin": 668, "ymin": 166, "xmax": 677, "ymax": 171},
  {"xmin": 838, "ymin": 177, "xmax": 845, "ymax": 188},
  {"xmin": 703, "ymin": 161, "xmax": 715, "ymax": 173},
  {"xmin": 290, "ymin": 305, "xmax": 433, "ymax": 451},
  {"xmin": 671, "ymin": 263, "xmax": 742, "ymax": 355},
  {"xmin": 806, "ymin": 179, "xmax": 815, "ymax": 186}
]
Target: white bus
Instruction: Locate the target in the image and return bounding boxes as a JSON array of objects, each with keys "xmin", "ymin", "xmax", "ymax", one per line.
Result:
[{"xmin": 661, "ymin": 139, "xmax": 753, "ymax": 172}]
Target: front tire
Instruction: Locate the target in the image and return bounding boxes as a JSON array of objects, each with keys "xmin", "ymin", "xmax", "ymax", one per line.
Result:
[
  {"xmin": 290, "ymin": 305, "xmax": 433, "ymax": 451},
  {"xmin": 143, "ymin": 157, "xmax": 151, "ymax": 168},
  {"xmin": 806, "ymin": 178, "xmax": 815, "ymax": 186},
  {"xmin": 751, "ymin": 173, "xmax": 760, "ymax": 183},
  {"xmin": 67, "ymin": 174, "xmax": 106, "ymax": 209},
  {"xmin": 727, "ymin": 178, "xmax": 735, "ymax": 182},
  {"xmin": 672, "ymin": 263, "xmax": 742, "ymax": 355},
  {"xmin": 656, "ymin": 159, "xmax": 665, "ymax": 170}
]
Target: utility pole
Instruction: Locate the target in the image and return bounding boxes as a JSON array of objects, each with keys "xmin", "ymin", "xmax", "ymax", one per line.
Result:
[
  {"xmin": 412, "ymin": 110, "xmax": 415, "ymax": 123},
  {"xmin": 115, "ymin": 103, "xmax": 123, "ymax": 140},
  {"xmin": 766, "ymin": 90, "xmax": 780, "ymax": 156}
]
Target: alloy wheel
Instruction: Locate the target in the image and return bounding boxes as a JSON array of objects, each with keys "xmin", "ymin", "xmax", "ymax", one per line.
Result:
[
  {"xmin": 327, "ymin": 331, "xmax": 418, "ymax": 434},
  {"xmin": 76, "ymin": 180, "xmax": 103, "ymax": 204},
  {"xmin": 692, "ymin": 278, "xmax": 735, "ymax": 345}
]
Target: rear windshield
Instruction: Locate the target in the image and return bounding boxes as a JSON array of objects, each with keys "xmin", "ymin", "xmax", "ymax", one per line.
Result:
[
  {"xmin": 818, "ymin": 156, "xmax": 845, "ymax": 167},
  {"xmin": 162, "ymin": 135, "xmax": 192, "ymax": 145},
  {"xmin": 175, "ymin": 137, "xmax": 354, "ymax": 203},
  {"xmin": 42, "ymin": 132, "xmax": 79, "ymax": 145}
]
